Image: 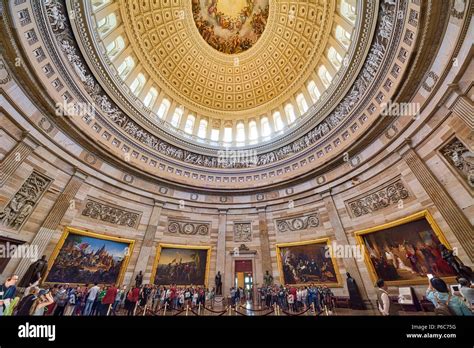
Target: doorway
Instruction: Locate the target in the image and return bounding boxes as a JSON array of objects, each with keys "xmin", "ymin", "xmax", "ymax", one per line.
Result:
[{"xmin": 234, "ymin": 260, "xmax": 253, "ymax": 301}]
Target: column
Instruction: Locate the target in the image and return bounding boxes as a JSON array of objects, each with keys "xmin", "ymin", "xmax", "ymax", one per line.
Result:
[
  {"xmin": 0, "ymin": 132, "xmax": 39, "ymax": 187},
  {"xmin": 399, "ymin": 141, "xmax": 474, "ymax": 261},
  {"xmin": 451, "ymin": 95, "xmax": 473, "ymax": 129},
  {"xmin": 15, "ymin": 169, "xmax": 87, "ymax": 279},
  {"xmin": 257, "ymin": 206, "xmax": 273, "ymax": 278},
  {"xmin": 215, "ymin": 209, "xmax": 227, "ymax": 295},
  {"xmin": 321, "ymin": 190, "xmax": 372, "ymax": 306},
  {"xmin": 130, "ymin": 200, "xmax": 164, "ymax": 285}
]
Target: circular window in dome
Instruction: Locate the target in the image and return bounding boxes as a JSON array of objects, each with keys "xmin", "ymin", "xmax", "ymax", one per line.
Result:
[{"xmin": 192, "ymin": 0, "xmax": 269, "ymax": 54}]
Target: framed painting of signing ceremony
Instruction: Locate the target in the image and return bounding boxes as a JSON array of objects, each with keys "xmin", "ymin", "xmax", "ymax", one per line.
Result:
[
  {"xmin": 44, "ymin": 227, "xmax": 135, "ymax": 286},
  {"xmin": 355, "ymin": 210, "xmax": 457, "ymax": 286},
  {"xmin": 151, "ymin": 243, "xmax": 211, "ymax": 286},
  {"xmin": 276, "ymin": 238, "xmax": 342, "ymax": 287}
]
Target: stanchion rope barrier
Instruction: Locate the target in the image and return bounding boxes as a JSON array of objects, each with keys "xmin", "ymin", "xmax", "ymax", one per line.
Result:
[
  {"xmin": 238, "ymin": 305, "xmax": 273, "ymax": 312},
  {"xmin": 280, "ymin": 306, "xmax": 317, "ymax": 316},
  {"xmin": 234, "ymin": 307, "xmax": 275, "ymax": 316}
]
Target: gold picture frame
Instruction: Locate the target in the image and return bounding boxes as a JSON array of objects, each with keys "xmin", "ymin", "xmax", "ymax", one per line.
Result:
[
  {"xmin": 355, "ymin": 210, "xmax": 457, "ymax": 286},
  {"xmin": 276, "ymin": 238, "xmax": 343, "ymax": 287},
  {"xmin": 150, "ymin": 243, "xmax": 212, "ymax": 287},
  {"xmin": 43, "ymin": 226, "xmax": 135, "ymax": 286}
]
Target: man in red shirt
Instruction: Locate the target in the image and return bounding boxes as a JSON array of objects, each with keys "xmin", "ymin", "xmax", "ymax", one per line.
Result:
[
  {"xmin": 101, "ymin": 284, "xmax": 118, "ymax": 316},
  {"xmin": 126, "ymin": 286, "xmax": 140, "ymax": 316}
]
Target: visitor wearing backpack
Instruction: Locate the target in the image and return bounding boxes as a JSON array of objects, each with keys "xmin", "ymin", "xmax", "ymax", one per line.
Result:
[{"xmin": 426, "ymin": 277, "xmax": 472, "ymax": 316}]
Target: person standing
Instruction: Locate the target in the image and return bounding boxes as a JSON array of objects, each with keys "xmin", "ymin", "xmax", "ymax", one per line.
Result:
[
  {"xmin": 458, "ymin": 278, "xmax": 474, "ymax": 309},
  {"xmin": 375, "ymin": 279, "xmax": 398, "ymax": 316},
  {"xmin": 84, "ymin": 283, "xmax": 100, "ymax": 316},
  {"xmin": 0, "ymin": 275, "xmax": 19, "ymax": 316},
  {"xmin": 14, "ymin": 287, "xmax": 39, "ymax": 316},
  {"xmin": 287, "ymin": 292, "xmax": 295, "ymax": 312},
  {"xmin": 426, "ymin": 277, "xmax": 472, "ymax": 316},
  {"xmin": 30, "ymin": 289, "xmax": 55, "ymax": 316},
  {"xmin": 53, "ymin": 285, "xmax": 68, "ymax": 316},
  {"xmin": 74, "ymin": 286, "xmax": 86, "ymax": 316},
  {"xmin": 95, "ymin": 286, "xmax": 107, "ymax": 316},
  {"xmin": 64, "ymin": 287, "xmax": 77, "ymax": 316},
  {"xmin": 112, "ymin": 285, "xmax": 126, "ymax": 315},
  {"xmin": 126, "ymin": 286, "xmax": 139, "ymax": 316},
  {"xmin": 102, "ymin": 284, "xmax": 117, "ymax": 316}
]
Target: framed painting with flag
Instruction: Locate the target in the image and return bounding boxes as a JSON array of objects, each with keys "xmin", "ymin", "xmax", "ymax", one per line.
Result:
[
  {"xmin": 44, "ymin": 227, "xmax": 134, "ymax": 285},
  {"xmin": 151, "ymin": 243, "xmax": 211, "ymax": 286}
]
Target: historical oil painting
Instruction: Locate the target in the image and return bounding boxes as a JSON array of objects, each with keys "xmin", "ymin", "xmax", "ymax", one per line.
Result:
[
  {"xmin": 152, "ymin": 244, "xmax": 211, "ymax": 286},
  {"xmin": 45, "ymin": 227, "xmax": 134, "ymax": 285},
  {"xmin": 356, "ymin": 211, "xmax": 457, "ymax": 285},
  {"xmin": 276, "ymin": 239, "xmax": 341, "ymax": 286}
]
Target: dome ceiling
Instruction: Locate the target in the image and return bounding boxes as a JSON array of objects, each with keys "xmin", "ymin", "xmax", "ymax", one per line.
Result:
[
  {"xmin": 80, "ymin": 0, "xmax": 364, "ymax": 148},
  {"xmin": 192, "ymin": 0, "xmax": 270, "ymax": 54},
  {"xmin": 120, "ymin": 0, "xmax": 335, "ymax": 116},
  {"xmin": 2, "ymin": 0, "xmax": 431, "ymax": 192}
]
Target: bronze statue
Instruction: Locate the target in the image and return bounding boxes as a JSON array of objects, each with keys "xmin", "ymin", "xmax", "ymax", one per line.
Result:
[
  {"xmin": 439, "ymin": 245, "xmax": 473, "ymax": 282},
  {"xmin": 263, "ymin": 270, "xmax": 273, "ymax": 287},
  {"xmin": 135, "ymin": 271, "xmax": 143, "ymax": 288},
  {"xmin": 18, "ymin": 255, "xmax": 48, "ymax": 287},
  {"xmin": 346, "ymin": 272, "xmax": 365, "ymax": 310},
  {"xmin": 215, "ymin": 271, "xmax": 222, "ymax": 295}
]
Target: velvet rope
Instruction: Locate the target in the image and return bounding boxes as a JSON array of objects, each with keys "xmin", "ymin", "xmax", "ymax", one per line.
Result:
[
  {"xmin": 234, "ymin": 308, "xmax": 275, "ymax": 316},
  {"xmin": 238, "ymin": 305, "xmax": 272, "ymax": 312},
  {"xmin": 202, "ymin": 306, "xmax": 228, "ymax": 314},
  {"xmin": 280, "ymin": 306, "xmax": 316, "ymax": 316},
  {"xmin": 171, "ymin": 308, "xmax": 186, "ymax": 316}
]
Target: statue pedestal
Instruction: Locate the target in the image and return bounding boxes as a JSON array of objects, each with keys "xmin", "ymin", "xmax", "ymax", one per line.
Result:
[{"xmin": 214, "ymin": 295, "xmax": 226, "ymax": 310}]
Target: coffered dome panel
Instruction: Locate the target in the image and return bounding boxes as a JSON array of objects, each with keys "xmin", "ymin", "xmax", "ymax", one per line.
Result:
[{"xmin": 121, "ymin": 0, "xmax": 334, "ymax": 115}]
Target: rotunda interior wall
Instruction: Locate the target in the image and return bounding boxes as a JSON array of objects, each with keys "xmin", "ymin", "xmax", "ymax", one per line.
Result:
[{"xmin": 0, "ymin": 0, "xmax": 472, "ymax": 304}]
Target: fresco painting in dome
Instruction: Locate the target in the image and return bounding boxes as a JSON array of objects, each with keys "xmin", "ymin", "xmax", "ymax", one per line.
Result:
[{"xmin": 192, "ymin": 0, "xmax": 269, "ymax": 54}]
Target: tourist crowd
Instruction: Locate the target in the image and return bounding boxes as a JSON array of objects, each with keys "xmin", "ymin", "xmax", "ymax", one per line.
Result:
[
  {"xmin": 0, "ymin": 275, "xmax": 218, "ymax": 316},
  {"xmin": 255, "ymin": 284, "xmax": 335, "ymax": 313},
  {"xmin": 1, "ymin": 274, "xmax": 473, "ymax": 316}
]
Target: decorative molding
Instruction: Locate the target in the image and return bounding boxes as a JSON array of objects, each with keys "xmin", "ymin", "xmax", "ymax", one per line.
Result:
[
  {"xmin": 421, "ymin": 71, "xmax": 439, "ymax": 92},
  {"xmin": 38, "ymin": 117, "xmax": 54, "ymax": 133},
  {"xmin": 0, "ymin": 57, "xmax": 11, "ymax": 84},
  {"xmin": 440, "ymin": 137, "xmax": 474, "ymax": 189},
  {"xmin": 451, "ymin": 0, "xmax": 466, "ymax": 19},
  {"xmin": 81, "ymin": 198, "xmax": 141, "ymax": 228},
  {"xmin": 167, "ymin": 219, "xmax": 210, "ymax": 236},
  {"xmin": 275, "ymin": 212, "xmax": 320, "ymax": 232},
  {"xmin": 0, "ymin": 170, "xmax": 52, "ymax": 230},
  {"xmin": 346, "ymin": 177, "xmax": 409, "ymax": 218},
  {"xmin": 233, "ymin": 222, "xmax": 252, "ymax": 242}
]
